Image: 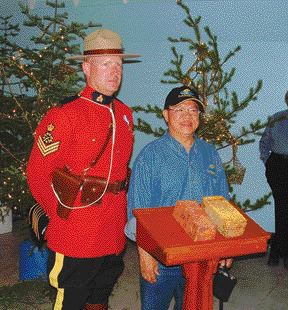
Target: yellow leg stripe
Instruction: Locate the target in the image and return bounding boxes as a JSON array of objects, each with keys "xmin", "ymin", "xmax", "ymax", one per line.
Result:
[
  {"xmin": 54, "ymin": 288, "xmax": 64, "ymax": 310},
  {"xmin": 49, "ymin": 252, "xmax": 64, "ymax": 288}
]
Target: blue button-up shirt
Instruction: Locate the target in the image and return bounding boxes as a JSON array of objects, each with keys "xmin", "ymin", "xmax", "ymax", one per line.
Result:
[
  {"xmin": 259, "ymin": 109, "xmax": 288, "ymax": 164},
  {"xmin": 125, "ymin": 131, "xmax": 229, "ymax": 242}
]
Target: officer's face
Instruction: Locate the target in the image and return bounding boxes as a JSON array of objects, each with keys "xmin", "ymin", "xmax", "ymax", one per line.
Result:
[
  {"xmin": 83, "ymin": 55, "xmax": 123, "ymax": 96},
  {"xmin": 162, "ymin": 100, "xmax": 200, "ymax": 140}
]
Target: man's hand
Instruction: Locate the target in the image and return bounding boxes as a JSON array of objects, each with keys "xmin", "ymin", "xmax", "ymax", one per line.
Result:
[
  {"xmin": 138, "ymin": 246, "xmax": 160, "ymax": 283},
  {"xmin": 219, "ymin": 258, "xmax": 233, "ymax": 268}
]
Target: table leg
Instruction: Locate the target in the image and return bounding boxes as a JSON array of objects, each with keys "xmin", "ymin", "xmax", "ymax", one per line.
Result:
[{"xmin": 182, "ymin": 259, "xmax": 218, "ymax": 310}]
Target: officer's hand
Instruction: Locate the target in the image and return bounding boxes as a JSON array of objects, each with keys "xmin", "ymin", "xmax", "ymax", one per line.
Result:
[{"xmin": 138, "ymin": 246, "xmax": 160, "ymax": 283}]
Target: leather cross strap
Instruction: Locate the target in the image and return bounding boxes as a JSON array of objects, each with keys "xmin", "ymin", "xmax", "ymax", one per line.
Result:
[{"xmin": 83, "ymin": 101, "xmax": 114, "ymax": 175}]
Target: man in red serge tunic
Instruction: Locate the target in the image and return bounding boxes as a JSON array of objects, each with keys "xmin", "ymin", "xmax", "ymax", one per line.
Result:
[{"xmin": 26, "ymin": 29, "xmax": 139, "ymax": 310}]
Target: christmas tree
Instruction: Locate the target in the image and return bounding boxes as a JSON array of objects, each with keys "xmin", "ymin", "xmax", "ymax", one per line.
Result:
[
  {"xmin": 0, "ymin": 0, "xmax": 100, "ymax": 220},
  {"xmin": 1, "ymin": 0, "xmax": 272, "ymax": 221},
  {"xmin": 133, "ymin": 0, "xmax": 271, "ymax": 211}
]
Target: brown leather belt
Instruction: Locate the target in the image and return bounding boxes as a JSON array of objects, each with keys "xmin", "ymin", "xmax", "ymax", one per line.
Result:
[
  {"xmin": 106, "ymin": 179, "xmax": 129, "ymax": 194},
  {"xmin": 83, "ymin": 175, "xmax": 129, "ymax": 194},
  {"xmin": 81, "ymin": 172, "xmax": 131, "ymax": 204}
]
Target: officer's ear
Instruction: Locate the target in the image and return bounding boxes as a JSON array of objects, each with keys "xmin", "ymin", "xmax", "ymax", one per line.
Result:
[{"xmin": 82, "ymin": 61, "xmax": 90, "ymax": 76}]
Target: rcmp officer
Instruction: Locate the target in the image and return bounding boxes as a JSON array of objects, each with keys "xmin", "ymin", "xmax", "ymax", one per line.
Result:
[{"xmin": 26, "ymin": 29, "xmax": 140, "ymax": 310}]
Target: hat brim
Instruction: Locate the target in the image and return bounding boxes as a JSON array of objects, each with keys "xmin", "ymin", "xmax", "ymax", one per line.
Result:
[
  {"xmin": 169, "ymin": 98, "xmax": 205, "ymax": 112},
  {"xmin": 67, "ymin": 53, "xmax": 141, "ymax": 60}
]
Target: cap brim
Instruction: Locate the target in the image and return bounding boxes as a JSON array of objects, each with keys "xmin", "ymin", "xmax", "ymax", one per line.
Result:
[
  {"xmin": 170, "ymin": 98, "xmax": 205, "ymax": 112},
  {"xmin": 67, "ymin": 53, "xmax": 141, "ymax": 60}
]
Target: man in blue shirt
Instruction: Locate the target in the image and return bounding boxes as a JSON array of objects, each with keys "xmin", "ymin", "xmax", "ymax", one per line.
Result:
[
  {"xmin": 125, "ymin": 86, "xmax": 232, "ymax": 310},
  {"xmin": 259, "ymin": 91, "xmax": 288, "ymax": 269}
]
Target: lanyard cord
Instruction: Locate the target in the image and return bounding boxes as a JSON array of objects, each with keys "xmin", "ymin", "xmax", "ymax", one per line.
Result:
[{"xmin": 51, "ymin": 97, "xmax": 116, "ymax": 209}]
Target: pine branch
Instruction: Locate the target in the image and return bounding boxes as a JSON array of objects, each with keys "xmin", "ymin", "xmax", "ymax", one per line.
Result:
[
  {"xmin": 132, "ymin": 105, "xmax": 163, "ymax": 119},
  {"xmin": 134, "ymin": 118, "xmax": 165, "ymax": 137},
  {"xmin": 231, "ymin": 192, "xmax": 272, "ymax": 212}
]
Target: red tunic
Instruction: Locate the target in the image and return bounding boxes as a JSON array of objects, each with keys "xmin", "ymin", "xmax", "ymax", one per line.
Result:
[{"xmin": 26, "ymin": 86, "xmax": 134, "ymax": 257}]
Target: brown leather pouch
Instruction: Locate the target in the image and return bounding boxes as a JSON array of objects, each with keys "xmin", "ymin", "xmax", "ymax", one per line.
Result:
[
  {"xmin": 81, "ymin": 175, "xmax": 107, "ymax": 204},
  {"xmin": 52, "ymin": 166, "xmax": 83, "ymax": 219}
]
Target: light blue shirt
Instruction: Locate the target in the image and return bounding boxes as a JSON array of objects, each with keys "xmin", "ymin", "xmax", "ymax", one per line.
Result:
[
  {"xmin": 259, "ymin": 109, "xmax": 288, "ymax": 164},
  {"xmin": 125, "ymin": 131, "xmax": 229, "ymax": 242}
]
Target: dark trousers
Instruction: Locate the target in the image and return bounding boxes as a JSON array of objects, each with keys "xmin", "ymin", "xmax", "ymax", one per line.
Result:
[
  {"xmin": 265, "ymin": 152, "xmax": 288, "ymax": 257},
  {"xmin": 48, "ymin": 250, "xmax": 124, "ymax": 310}
]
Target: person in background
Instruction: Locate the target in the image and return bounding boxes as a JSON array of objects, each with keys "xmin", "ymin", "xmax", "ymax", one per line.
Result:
[
  {"xmin": 27, "ymin": 29, "xmax": 140, "ymax": 310},
  {"xmin": 125, "ymin": 85, "xmax": 232, "ymax": 310},
  {"xmin": 259, "ymin": 90, "xmax": 288, "ymax": 269}
]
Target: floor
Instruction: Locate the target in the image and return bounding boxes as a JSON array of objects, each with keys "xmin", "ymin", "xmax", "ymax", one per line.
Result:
[{"xmin": 0, "ymin": 231, "xmax": 288, "ymax": 310}]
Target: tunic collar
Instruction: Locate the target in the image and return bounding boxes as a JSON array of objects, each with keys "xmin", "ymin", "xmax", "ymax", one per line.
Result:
[{"xmin": 80, "ymin": 85, "xmax": 114, "ymax": 105}]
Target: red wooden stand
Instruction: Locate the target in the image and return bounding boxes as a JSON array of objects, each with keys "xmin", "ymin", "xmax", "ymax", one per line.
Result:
[{"xmin": 133, "ymin": 206, "xmax": 270, "ymax": 310}]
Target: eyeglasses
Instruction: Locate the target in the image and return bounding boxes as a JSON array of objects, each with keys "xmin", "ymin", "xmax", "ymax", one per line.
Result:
[{"xmin": 168, "ymin": 107, "xmax": 200, "ymax": 116}]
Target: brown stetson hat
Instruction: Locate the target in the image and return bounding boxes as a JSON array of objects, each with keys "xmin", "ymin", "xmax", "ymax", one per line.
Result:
[{"xmin": 67, "ymin": 29, "xmax": 140, "ymax": 60}]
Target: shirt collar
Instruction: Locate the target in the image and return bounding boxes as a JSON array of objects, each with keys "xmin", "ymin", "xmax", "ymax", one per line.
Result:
[{"xmin": 163, "ymin": 131, "xmax": 199, "ymax": 156}]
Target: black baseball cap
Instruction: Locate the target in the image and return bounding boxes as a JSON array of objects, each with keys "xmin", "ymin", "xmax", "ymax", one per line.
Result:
[{"xmin": 164, "ymin": 86, "xmax": 204, "ymax": 112}]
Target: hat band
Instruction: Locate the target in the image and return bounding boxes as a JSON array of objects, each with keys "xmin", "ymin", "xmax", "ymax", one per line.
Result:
[{"xmin": 84, "ymin": 49, "xmax": 123, "ymax": 56}]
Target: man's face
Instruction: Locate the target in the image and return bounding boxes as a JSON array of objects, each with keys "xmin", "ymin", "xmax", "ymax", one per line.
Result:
[
  {"xmin": 82, "ymin": 55, "xmax": 123, "ymax": 96},
  {"xmin": 162, "ymin": 100, "xmax": 200, "ymax": 139}
]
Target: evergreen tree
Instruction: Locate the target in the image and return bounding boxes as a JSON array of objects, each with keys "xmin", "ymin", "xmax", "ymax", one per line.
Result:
[
  {"xmin": 0, "ymin": 0, "xmax": 101, "ymax": 219},
  {"xmin": 133, "ymin": 0, "xmax": 271, "ymax": 211}
]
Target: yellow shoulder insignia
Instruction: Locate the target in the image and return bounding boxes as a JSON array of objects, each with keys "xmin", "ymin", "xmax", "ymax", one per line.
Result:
[
  {"xmin": 37, "ymin": 136, "xmax": 60, "ymax": 157},
  {"xmin": 37, "ymin": 124, "xmax": 59, "ymax": 156}
]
